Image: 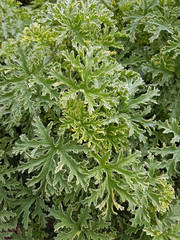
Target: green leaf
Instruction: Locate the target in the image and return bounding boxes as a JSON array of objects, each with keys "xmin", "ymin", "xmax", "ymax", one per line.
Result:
[
  {"xmin": 145, "ymin": 14, "xmax": 173, "ymax": 42},
  {"xmin": 153, "ymin": 145, "xmax": 180, "ymax": 177},
  {"xmin": 144, "ymin": 55, "xmax": 174, "ymax": 85},
  {"xmin": 125, "ymin": 88, "xmax": 159, "ymax": 109},
  {"xmin": 15, "ymin": 187, "xmax": 48, "ymax": 229},
  {"xmin": 50, "ymin": 205, "xmax": 111, "ymax": 240},
  {"xmin": 158, "ymin": 119, "xmax": 180, "ymax": 143},
  {"xmin": 162, "ymin": 36, "xmax": 180, "ymax": 57},
  {"xmin": 13, "ymin": 117, "xmax": 88, "ymax": 192}
]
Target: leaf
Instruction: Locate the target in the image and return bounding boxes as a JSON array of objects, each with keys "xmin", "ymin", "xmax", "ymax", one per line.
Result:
[
  {"xmin": 85, "ymin": 151, "xmax": 142, "ymax": 218},
  {"xmin": 49, "ymin": 205, "xmax": 111, "ymax": 240},
  {"xmin": 153, "ymin": 145, "xmax": 180, "ymax": 177},
  {"xmin": 123, "ymin": 0, "xmax": 159, "ymax": 41},
  {"xmin": 0, "ymin": 210, "xmax": 17, "ymax": 238},
  {"xmin": 13, "ymin": 117, "xmax": 88, "ymax": 192},
  {"xmin": 145, "ymin": 14, "xmax": 173, "ymax": 42},
  {"xmin": 52, "ymin": 46, "xmax": 120, "ymax": 113},
  {"xmin": 158, "ymin": 119, "xmax": 180, "ymax": 143},
  {"xmin": 162, "ymin": 36, "xmax": 180, "ymax": 57},
  {"xmin": 125, "ymin": 88, "xmax": 159, "ymax": 109},
  {"xmin": 131, "ymin": 197, "xmax": 150, "ymax": 227},
  {"xmin": 55, "ymin": 139, "xmax": 88, "ymax": 189},
  {"xmin": 144, "ymin": 55, "xmax": 174, "ymax": 85},
  {"xmin": 15, "ymin": 187, "xmax": 48, "ymax": 229}
]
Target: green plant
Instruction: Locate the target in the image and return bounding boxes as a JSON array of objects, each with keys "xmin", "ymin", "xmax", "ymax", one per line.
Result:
[{"xmin": 0, "ymin": 0, "xmax": 179, "ymax": 239}]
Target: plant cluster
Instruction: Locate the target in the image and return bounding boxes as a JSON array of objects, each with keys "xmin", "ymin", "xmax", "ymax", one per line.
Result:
[{"xmin": 0, "ymin": 0, "xmax": 180, "ymax": 239}]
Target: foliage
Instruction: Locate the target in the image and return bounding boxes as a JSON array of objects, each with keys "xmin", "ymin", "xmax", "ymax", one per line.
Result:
[{"xmin": 0, "ymin": 0, "xmax": 180, "ymax": 239}]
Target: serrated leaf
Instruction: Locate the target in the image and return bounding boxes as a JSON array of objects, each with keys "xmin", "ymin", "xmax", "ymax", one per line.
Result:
[
  {"xmin": 153, "ymin": 145, "xmax": 180, "ymax": 177},
  {"xmin": 50, "ymin": 205, "xmax": 111, "ymax": 240},
  {"xmin": 13, "ymin": 117, "xmax": 88, "ymax": 192},
  {"xmin": 158, "ymin": 119, "xmax": 180, "ymax": 143},
  {"xmin": 145, "ymin": 14, "xmax": 173, "ymax": 42}
]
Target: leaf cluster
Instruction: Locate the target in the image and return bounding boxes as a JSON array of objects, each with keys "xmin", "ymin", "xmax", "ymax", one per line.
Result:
[{"xmin": 0, "ymin": 0, "xmax": 180, "ymax": 239}]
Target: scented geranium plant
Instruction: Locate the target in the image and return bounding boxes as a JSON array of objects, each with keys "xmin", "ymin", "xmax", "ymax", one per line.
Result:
[{"xmin": 0, "ymin": 0, "xmax": 180, "ymax": 239}]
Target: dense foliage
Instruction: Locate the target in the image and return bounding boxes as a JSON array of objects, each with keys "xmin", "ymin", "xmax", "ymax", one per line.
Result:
[{"xmin": 0, "ymin": 0, "xmax": 180, "ymax": 239}]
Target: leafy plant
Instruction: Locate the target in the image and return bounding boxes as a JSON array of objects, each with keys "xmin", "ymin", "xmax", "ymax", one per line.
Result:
[{"xmin": 0, "ymin": 0, "xmax": 179, "ymax": 239}]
